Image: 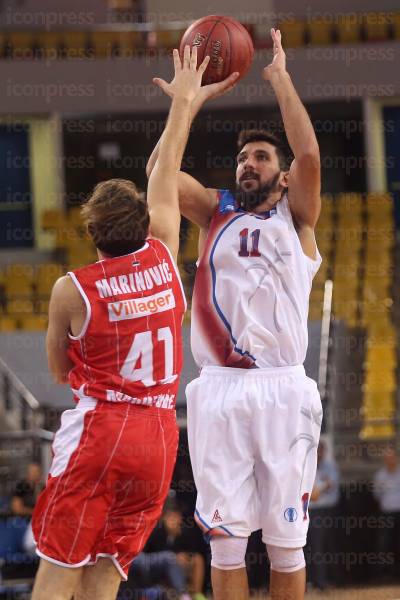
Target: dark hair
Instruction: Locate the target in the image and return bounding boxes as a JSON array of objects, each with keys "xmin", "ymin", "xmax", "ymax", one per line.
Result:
[
  {"xmin": 237, "ymin": 129, "xmax": 289, "ymax": 171},
  {"xmin": 81, "ymin": 179, "xmax": 149, "ymax": 257}
]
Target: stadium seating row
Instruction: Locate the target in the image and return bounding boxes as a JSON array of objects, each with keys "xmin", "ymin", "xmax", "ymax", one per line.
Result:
[
  {"xmin": 309, "ymin": 193, "xmax": 397, "ymax": 440},
  {"xmin": 0, "ymin": 11, "xmax": 399, "ymax": 60}
]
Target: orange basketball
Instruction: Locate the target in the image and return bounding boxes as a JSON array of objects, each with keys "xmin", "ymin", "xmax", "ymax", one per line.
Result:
[{"xmin": 179, "ymin": 15, "xmax": 254, "ymax": 85}]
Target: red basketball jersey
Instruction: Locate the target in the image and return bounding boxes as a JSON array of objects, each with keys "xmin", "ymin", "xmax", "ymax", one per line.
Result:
[{"xmin": 67, "ymin": 238, "xmax": 186, "ymax": 409}]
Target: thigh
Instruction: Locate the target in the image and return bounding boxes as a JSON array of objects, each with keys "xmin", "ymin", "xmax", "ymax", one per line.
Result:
[
  {"xmin": 31, "ymin": 558, "xmax": 82, "ymax": 600},
  {"xmin": 32, "ymin": 401, "xmax": 114, "ymax": 567},
  {"xmin": 90, "ymin": 411, "xmax": 179, "ymax": 579},
  {"xmin": 76, "ymin": 557, "xmax": 121, "ymax": 600},
  {"xmin": 253, "ymin": 375, "xmax": 322, "ymax": 548},
  {"xmin": 186, "ymin": 374, "xmax": 259, "ymax": 538}
]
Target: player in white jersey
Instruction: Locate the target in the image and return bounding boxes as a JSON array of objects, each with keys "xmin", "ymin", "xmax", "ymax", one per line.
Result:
[{"xmin": 147, "ymin": 30, "xmax": 322, "ymax": 600}]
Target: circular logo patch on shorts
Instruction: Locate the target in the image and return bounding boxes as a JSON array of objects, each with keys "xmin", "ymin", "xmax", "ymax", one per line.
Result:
[{"xmin": 284, "ymin": 507, "xmax": 298, "ymax": 522}]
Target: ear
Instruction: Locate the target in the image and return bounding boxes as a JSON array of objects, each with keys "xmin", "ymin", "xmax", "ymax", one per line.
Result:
[{"xmin": 279, "ymin": 170, "xmax": 289, "ymax": 189}]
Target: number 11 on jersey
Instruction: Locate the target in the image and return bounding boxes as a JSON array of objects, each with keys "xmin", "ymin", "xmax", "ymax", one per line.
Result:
[{"xmin": 238, "ymin": 228, "xmax": 261, "ymax": 257}]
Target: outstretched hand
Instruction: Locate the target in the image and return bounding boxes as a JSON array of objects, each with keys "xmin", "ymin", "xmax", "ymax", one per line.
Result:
[
  {"xmin": 154, "ymin": 45, "xmax": 210, "ymax": 103},
  {"xmin": 263, "ymin": 28, "xmax": 286, "ymax": 81},
  {"xmin": 154, "ymin": 47, "xmax": 239, "ymax": 107}
]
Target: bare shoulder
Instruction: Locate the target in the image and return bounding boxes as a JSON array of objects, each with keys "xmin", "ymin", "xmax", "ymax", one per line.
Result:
[{"xmin": 51, "ymin": 275, "xmax": 85, "ymax": 312}]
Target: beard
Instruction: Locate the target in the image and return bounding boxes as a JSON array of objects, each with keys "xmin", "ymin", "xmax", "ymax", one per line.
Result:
[{"xmin": 235, "ymin": 172, "xmax": 282, "ymax": 211}]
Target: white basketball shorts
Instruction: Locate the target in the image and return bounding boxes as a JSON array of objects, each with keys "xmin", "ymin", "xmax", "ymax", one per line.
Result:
[{"xmin": 186, "ymin": 365, "xmax": 322, "ymax": 548}]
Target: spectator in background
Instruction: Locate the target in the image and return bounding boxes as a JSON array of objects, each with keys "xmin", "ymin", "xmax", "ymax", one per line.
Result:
[
  {"xmin": 128, "ymin": 551, "xmax": 191, "ymax": 600},
  {"xmin": 308, "ymin": 439, "xmax": 340, "ymax": 591},
  {"xmin": 146, "ymin": 504, "xmax": 207, "ymax": 600},
  {"xmin": 10, "ymin": 463, "xmax": 44, "ymax": 517},
  {"xmin": 373, "ymin": 446, "xmax": 400, "ymax": 580}
]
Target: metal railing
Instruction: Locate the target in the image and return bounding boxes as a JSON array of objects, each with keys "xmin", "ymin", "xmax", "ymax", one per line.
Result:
[
  {"xmin": 318, "ymin": 279, "xmax": 333, "ymax": 404},
  {"xmin": 0, "ymin": 356, "xmax": 42, "ymax": 431}
]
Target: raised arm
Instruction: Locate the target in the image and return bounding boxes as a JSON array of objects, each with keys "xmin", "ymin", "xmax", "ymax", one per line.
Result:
[
  {"xmin": 147, "ymin": 46, "xmax": 210, "ymax": 261},
  {"xmin": 147, "ymin": 69, "xmax": 239, "ymax": 230},
  {"xmin": 263, "ymin": 29, "xmax": 321, "ymax": 230}
]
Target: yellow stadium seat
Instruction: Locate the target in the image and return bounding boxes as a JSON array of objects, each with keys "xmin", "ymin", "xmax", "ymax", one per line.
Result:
[
  {"xmin": 333, "ymin": 299, "xmax": 359, "ymax": 326},
  {"xmin": 66, "ymin": 244, "xmax": 97, "ymax": 267},
  {"xmin": 9, "ymin": 31, "xmax": 37, "ymax": 59},
  {"xmin": 0, "ymin": 33, "xmax": 5, "ymax": 58},
  {"xmin": 334, "ymin": 261, "xmax": 359, "ymax": 279},
  {"xmin": 56, "ymin": 226, "xmax": 82, "ymax": 249},
  {"xmin": 362, "ymin": 298, "xmax": 392, "ymax": 322},
  {"xmin": 320, "ymin": 194, "xmax": 335, "ymax": 214},
  {"xmin": 336, "ymin": 193, "xmax": 363, "ymax": 214},
  {"xmin": 6, "ymin": 298, "xmax": 35, "ymax": 315},
  {"xmin": 365, "ymin": 346, "xmax": 396, "ymax": 369},
  {"xmin": 334, "ymin": 248, "xmax": 360, "ymax": 266},
  {"xmin": 5, "ymin": 264, "xmax": 34, "ymax": 298},
  {"xmin": 366, "ymin": 192, "xmax": 393, "ymax": 212},
  {"xmin": 68, "ymin": 206, "xmax": 84, "ymax": 228},
  {"xmin": 362, "ymin": 391, "xmax": 395, "ymax": 417},
  {"xmin": 364, "ymin": 251, "xmax": 392, "ymax": 268},
  {"xmin": 92, "ymin": 31, "xmax": 143, "ymax": 58},
  {"xmin": 313, "ymin": 267, "xmax": 330, "ymax": 289},
  {"xmin": 279, "ymin": 20, "xmax": 305, "ymax": 48},
  {"xmin": 363, "ymin": 277, "xmax": 391, "ymax": 300},
  {"xmin": 365, "ymin": 232, "xmax": 392, "ymax": 246},
  {"xmin": 37, "ymin": 32, "xmax": 62, "ymax": 59},
  {"xmin": 118, "ymin": 31, "xmax": 144, "ymax": 55},
  {"xmin": 41, "ymin": 209, "xmax": 66, "ymax": 230},
  {"xmin": 6, "ymin": 264, "xmax": 34, "ymax": 280},
  {"xmin": 36, "ymin": 263, "xmax": 64, "ymax": 295},
  {"xmin": 364, "ymin": 368, "xmax": 396, "ymax": 388},
  {"xmin": 153, "ymin": 29, "xmax": 185, "ymax": 49},
  {"xmin": 20, "ymin": 315, "xmax": 48, "ymax": 332},
  {"xmin": 363, "ymin": 12, "xmax": 391, "ymax": 42},
  {"xmin": 310, "ymin": 286, "xmax": 324, "ymax": 302},
  {"xmin": 315, "ymin": 225, "xmax": 334, "ymax": 248},
  {"xmin": 360, "ymin": 422, "xmax": 395, "ymax": 440},
  {"xmin": 92, "ymin": 31, "xmax": 120, "ymax": 58},
  {"xmin": 307, "ymin": 18, "xmax": 332, "ymax": 45},
  {"xmin": 394, "ymin": 13, "xmax": 400, "ymax": 40},
  {"xmin": 61, "ymin": 32, "xmax": 90, "ymax": 58},
  {"xmin": 0, "ymin": 316, "xmax": 19, "ymax": 332},
  {"xmin": 337, "ymin": 14, "xmax": 361, "ymax": 44},
  {"xmin": 36, "ymin": 299, "xmax": 50, "ymax": 314}
]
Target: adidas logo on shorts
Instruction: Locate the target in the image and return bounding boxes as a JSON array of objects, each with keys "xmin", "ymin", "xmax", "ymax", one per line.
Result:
[{"xmin": 211, "ymin": 509, "xmax": 223, "ymax": 523}]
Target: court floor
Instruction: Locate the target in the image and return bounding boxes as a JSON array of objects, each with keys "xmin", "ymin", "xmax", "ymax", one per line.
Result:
[{"xmin": 250, "ymin": 587, "xmax": 400, "ymax": 599}]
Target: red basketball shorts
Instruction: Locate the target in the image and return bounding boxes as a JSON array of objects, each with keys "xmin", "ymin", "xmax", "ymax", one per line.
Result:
[{"xmin": 32, "ymin": 398, "xmax": 178, "ymax": 579}]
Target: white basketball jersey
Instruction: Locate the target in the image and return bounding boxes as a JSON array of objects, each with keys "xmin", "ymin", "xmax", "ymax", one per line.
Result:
[{"xmin": 191, "ymin": 190, "xmax": 322, "ymax": 368}]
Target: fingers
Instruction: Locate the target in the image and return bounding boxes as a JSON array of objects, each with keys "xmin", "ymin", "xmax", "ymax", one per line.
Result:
[
  {"xmin": 183, "ymin": 44, "xmax": 190, "ymax": 68},
  {"xmin": 223, "ymin": 71, "xmax": 240, "ymax": 87},
  {"xmin": 271, "ymin": 27, "xmax": 282, "ymax": 51},
  {"xmin": 198, "ymin": 54, "xmax": 210, "ymax": 75},
  {"xmin": 190, "ymin": 45, "xmax": 198, "ymax": 69},
  {"xmin": 213, "ymin": 71, "xmax": 239, "ymax": 94},
  {"xmin": 172, "ymin": 48, "xmax": 181, "ymax": 71},
  {"xmin": 153, "ymin": 77, "xmax": 169, "ymax": 94}
]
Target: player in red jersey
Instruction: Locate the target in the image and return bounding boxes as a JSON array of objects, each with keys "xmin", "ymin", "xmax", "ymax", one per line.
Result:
[{"xmin": 31, "ymin": 46, "xmax": 210, "ymax": 600}]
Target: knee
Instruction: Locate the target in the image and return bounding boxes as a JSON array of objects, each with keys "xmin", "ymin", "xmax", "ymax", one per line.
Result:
[
  {"xmin": 266, "ymin": 545, "xmax": 305, "ymax": 573},
  {"xmin": 210, "ymin": 536, "xmax": 248, "ymax": 570}
]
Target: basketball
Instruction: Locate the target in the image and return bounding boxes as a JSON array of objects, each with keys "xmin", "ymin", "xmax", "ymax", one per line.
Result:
[{"xmin": 179, "ymin": 15, "xmax": 254, "ymax": 85}]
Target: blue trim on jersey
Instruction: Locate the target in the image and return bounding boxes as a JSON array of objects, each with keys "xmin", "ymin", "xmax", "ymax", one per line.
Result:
[
  {"xmin": 218, "ymin": 189, "xmax": 237, "ymax": 213},
  {"xmin": 217, "ymin": 189, "xmax": 277, "ymax": 220},
  {"xmin": 195, "ymin": 509, "xmax": 234, "ymax": 537},
  {"xmin": 209, "ymin": 214, "xmax": 257, "ymax": 362}
]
